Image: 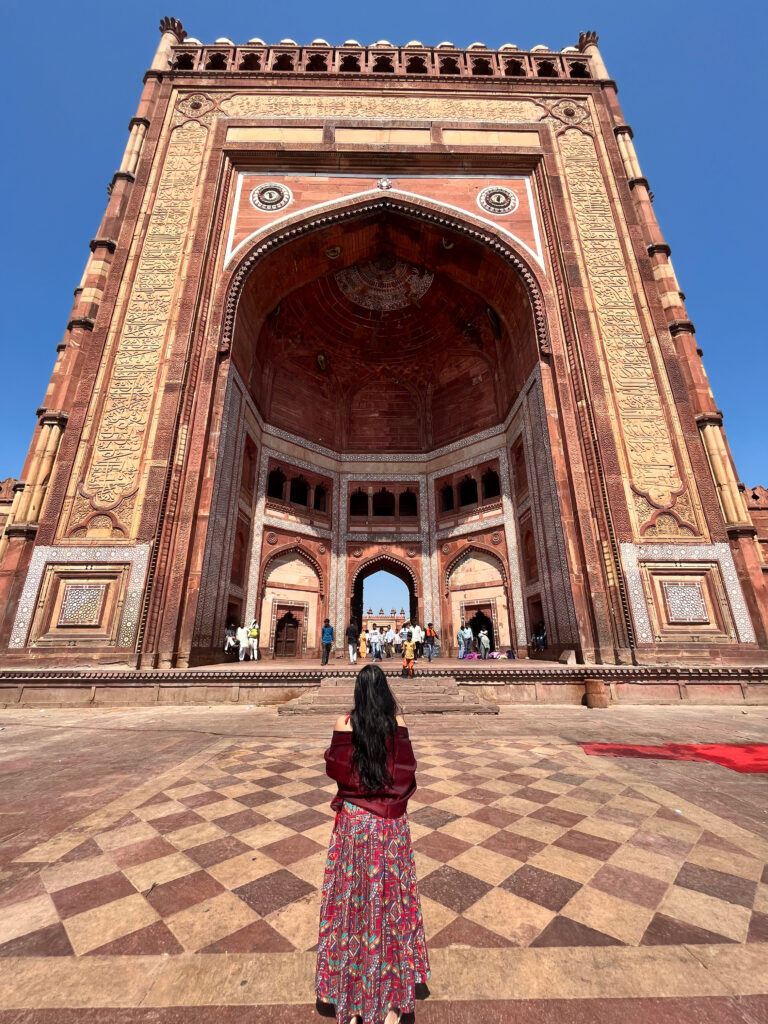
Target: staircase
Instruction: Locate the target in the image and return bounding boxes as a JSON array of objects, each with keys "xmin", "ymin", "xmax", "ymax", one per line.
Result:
[{"xmin": 278, "ymin": 674, "xmax": 499, "ymax": 716}]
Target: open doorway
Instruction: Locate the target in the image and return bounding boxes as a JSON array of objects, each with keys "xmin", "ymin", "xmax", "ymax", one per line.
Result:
[
  {"xmin": 351, "ymin": 557, "xmax": 418, "ymax": 630},
  {"xmin": 361, "ymin": 570, "xmax": 410, "ymax": 628},
  {"xmin": 467, "ymin": 607, "xmax": 495, "ymax": 652}
]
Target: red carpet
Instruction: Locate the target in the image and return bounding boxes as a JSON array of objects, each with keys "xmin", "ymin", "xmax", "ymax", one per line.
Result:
[{"xmin": 580, "ymin": 742, "xmax": 768, "ymax": 773}]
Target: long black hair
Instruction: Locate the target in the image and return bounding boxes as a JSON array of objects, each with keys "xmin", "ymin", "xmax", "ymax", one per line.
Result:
[{"xmin": 350, "ymin": 664, "xmax": 399, "ymax": 791}]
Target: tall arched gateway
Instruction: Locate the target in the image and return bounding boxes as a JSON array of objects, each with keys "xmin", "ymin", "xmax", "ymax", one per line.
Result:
[{"xmin": 0, "ymin": 22, "xmax": 765, "ymax": 677}]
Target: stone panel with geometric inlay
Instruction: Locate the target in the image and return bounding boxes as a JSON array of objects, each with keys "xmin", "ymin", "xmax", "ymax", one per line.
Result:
[
  {"xmin": 57, "ymin": 583, "xmax": 107, "ymax": 628},
  {"xmin": 661, "ymin": 581, "xmax": 709, "ymax": 625}
]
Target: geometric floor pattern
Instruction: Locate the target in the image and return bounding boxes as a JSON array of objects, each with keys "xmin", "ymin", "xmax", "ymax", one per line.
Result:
[{"xmin": 2, "ymin": 737, "xmax": 767, "ymax": 960}]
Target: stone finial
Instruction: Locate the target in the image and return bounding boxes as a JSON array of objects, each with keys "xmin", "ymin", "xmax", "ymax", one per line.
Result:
[
  {"xmin": 159, "ymin": 17, "xmax": 187, "ymax": 43},
  {"xmin": 745, "ymin": 485, "xmax": 768, "ymax": 509},
  {"xmin": 577, "ymin": 30, "xmax": 609, "ymax": 79},
  {"xmin": 0, "ymin": 478, "xmax": 17, "ymax": 502}
]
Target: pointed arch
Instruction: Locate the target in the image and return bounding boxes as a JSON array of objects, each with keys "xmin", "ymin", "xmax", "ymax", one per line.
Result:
[
  {"xmin": 444, "ymin": 544, "xmax": 508, "ymax": 590},
  {"xmin": 350, "ymin": 552, "xmax": 419, "ymax": 595},
  {"xmin": 260, "ymin": 543, "xmax": 324, "ymax": 594},
  {"xmin": 220, "ymin": 191, "xmax": 551, "ymax": 357}
]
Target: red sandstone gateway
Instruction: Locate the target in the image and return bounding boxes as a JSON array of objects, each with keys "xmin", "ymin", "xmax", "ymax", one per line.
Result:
[{"xmin": 0, "ymin": 21, "xmax": 766, "ymax": 703}]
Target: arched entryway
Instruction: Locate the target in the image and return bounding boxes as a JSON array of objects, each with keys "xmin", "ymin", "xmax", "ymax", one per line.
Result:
[
  {"xmin": 186, "ymin": 195, "xmax": 584, "ymax": 667},
  {"xmin": 260, "ymin": 547, "xmax": 323, "ymax": 658},
  {"xmin": 445, "ymin": 547, "xmax": 513, "ymax": 655},
  {"xmin": 467, "ymin": 608, "xmax": 495, "ymax": 653},
  {"xmin": 351, "ymin": 555, "xmax": 419, "ymax": 629}
]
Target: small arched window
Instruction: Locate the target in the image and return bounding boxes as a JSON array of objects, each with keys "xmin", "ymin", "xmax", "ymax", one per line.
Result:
[
  {"xmin": 267, "ymin": 468, "xmax": 286, "ymax": 500},
  {"xmin": 350, "ymin": 489, "xmax": 368, "ymax": 516},
  {"xmin": 306, "ymin": 53, "xmax": 328, "ymax": 71},
  {"xmin": 471, "ymin": 57, "xmax": 493, "ymax": 76},
  {"xmin": 241, "ymin": 440, "xmax": 257, "ymax": 496},
  {"xmin": 273, "ymin": 53, "xmax": 295, "ymax": 71},
  {"xmin": 568, "ymin": 60, "xmax": 590, "ymax": 78},
  {"xmin": 399, "ymin": 489, "xmax": 418, "ymax": 517},
  {"xmin": 173, "ymin": 52, "xmax": 196, "ymax": 70},
  {"xmin": 289, "ymin": 477, "xmax": 309, "ymax": 506},
  {"xmin": 372, "ymin": 488, "xmax": 395, "ymax": 517},
  {"xmin": 504, "ymin": 58, "xmax": 525, "ymax": 77},
  {"xmin": 440, "ymin": 484, "xmax": 455, "ymax": 513},
  {"xmin": 459, "ymin": 477, "xmax": 479, "ymax": 506},
  {"xmin": 313, "ymin": 484, "xmax": 327, "ymax": 512},
  {"xmin": 230, "ymin": 523, "xmax": 249, "ymax": 587},
  {"xmin": 536, "ymin": 60, "xmax": 558, "ymax": 78},
  {"xmin": 406, "ymin": 55, "xmax": 427, "ymax": 74},
  {"xmin": 372, "ymin": 55, "xmax": 394, "ymax": 73},
  {"xmin": 339, "ymin": 54, "xmax": 361, "ymax": 72},
  {"xmin": 439, "ymin": 56, "xmax": 460, "ymax": 75},
  {"xmin": 205, "ymin": 52, "xmax": 228, "ymax": 71},
  {"xmin": 238, "ymin": 53, "xmax": 261, "ymax": 71},
  {"xmin": 481, "ymin": 469, "xmax": 500, "ymax": 501}
]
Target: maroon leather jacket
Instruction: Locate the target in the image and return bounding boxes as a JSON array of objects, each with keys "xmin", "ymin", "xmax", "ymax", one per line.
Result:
[{"xmin": 324, "ymin": 726, "xmax": 417, "ymax": 818}]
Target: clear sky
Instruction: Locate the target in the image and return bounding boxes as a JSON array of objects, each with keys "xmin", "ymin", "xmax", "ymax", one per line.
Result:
[
  {"xmin": 1, "ymin": 0, "xmax": 765, "ymax": 507},
  {"xmin": 363, "ymin": 571, "xmax": 409, "ymax": 617}
]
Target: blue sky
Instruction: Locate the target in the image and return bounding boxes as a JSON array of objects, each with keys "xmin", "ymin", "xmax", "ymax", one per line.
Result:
[
  {"xmin": 1, "ymin": 0, "xmax": 765, "ymax": 566},
  {"xmin": 363, "ymin": 571, "xmax": 409, "ymax": 617}
]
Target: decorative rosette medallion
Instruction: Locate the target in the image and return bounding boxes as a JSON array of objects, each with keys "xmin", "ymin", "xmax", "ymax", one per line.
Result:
[
  {"xmin": 250, "ymin": 182, "xmax": 293, "ymax": 212},
  {"xmin": 477, "ymin": 185, "xmax": 519, "ymax": 216}
]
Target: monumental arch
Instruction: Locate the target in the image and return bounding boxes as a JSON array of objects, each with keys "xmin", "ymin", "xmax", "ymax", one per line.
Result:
[{"xmin": 0, "ymin": 21, "xmax": 766, "ymax": 673}]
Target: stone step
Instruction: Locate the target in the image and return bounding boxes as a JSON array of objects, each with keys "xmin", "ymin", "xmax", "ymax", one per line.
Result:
[{"xmin": 278, "ymin": 677, "xmax": 499, "ymax": 716}]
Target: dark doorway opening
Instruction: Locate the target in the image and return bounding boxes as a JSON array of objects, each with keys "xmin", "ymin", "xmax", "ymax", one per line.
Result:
[
  {"xmin": 467, "ymin": 607, "xmax": 494, "ymax": 652},
  {"xmin": 274, "ymin": 610, "xmax": 301, "ymax": 657},
  {"xmin": 351, "ymin": 560, "xmax": 418, "ymax": 630}
]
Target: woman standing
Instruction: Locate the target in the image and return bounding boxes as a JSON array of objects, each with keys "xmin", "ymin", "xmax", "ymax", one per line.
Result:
[{"xmin": 316, "ymin": 664, "xmax": 430, "ymax": 1024}]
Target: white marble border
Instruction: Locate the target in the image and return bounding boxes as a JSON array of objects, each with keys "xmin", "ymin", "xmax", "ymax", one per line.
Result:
[
  {"xmin": 226, "ymin": 175, "xmax": 545, "ymax": 269},
  {"xmin": 620, "ymin": 541, "xmax": 756, "ymax": 644},
  {"xmin": 9, "ymin": 544, "xmax": 150, "ymax": 649}
]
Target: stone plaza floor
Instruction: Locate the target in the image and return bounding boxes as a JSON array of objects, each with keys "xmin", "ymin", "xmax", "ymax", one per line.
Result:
[{"xmin": 0, "ymin": 703, "xmax": 766, "ymax": 1022}]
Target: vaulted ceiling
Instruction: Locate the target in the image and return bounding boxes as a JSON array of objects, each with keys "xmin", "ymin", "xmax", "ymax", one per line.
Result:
[{"xmin": 232, "ymin": 210, "xmax": 539, "ymax": 453}]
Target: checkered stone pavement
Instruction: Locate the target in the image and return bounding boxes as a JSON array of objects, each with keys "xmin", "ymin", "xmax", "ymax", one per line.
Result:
[{"xmin": 1, "ymin": 738, "xmax": 767, "ymax": 958}]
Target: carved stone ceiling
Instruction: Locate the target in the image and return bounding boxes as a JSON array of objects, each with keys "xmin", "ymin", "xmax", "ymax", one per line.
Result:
[{"xmin": 235, "ymin": 212, "xmax": 538, "ymax": 453}]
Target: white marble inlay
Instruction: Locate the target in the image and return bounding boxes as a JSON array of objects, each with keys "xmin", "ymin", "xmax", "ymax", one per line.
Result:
[{"xmin": 9, "ymin": 544, "xmax": 149, "ymax": 648}]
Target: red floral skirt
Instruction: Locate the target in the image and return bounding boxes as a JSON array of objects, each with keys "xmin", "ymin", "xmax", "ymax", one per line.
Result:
[{"xmin": 315, "ymin": 801, "xmax": 430, "ymax": 1023}]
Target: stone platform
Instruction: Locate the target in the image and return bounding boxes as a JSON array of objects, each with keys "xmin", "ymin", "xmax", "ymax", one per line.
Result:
[
  {"xmin": 278, "ymin": 674, "xmax": 500, "ymax": 715},
  {"xmin": 0, "ymin": 658, "xmax": 767, "ymax": 710},
  {"xmin": 0, "ymin": 704, "xmax": 766, "ymax": 1022}
]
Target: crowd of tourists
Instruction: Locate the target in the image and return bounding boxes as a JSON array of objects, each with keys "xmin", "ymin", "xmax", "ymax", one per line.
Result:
[
  {"xmin": 337, "ymin": 620, "xmax": 440, "ymax": 678},
  {"xmin": 223, "ymin": 617, "xmax": 538, "ymax": 664}
]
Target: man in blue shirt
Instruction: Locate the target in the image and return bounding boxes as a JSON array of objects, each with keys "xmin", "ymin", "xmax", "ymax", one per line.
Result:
[{"xmin": 321, "ymin": 618, "xmax": 334, "ymax": 665}]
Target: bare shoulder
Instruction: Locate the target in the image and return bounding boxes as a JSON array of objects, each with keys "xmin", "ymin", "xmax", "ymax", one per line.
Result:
[
  {"xmin": 334, "ymin": 714, "xmax": 353, "ymax": 732},
  {"xmin": 396, "ymin": 714, "xmax": 407, "ymax": 728}
]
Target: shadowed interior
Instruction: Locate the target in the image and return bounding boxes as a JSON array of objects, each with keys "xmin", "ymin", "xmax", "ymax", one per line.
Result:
[{"xmin": 232, "ymin": 210, "xmax": 540, "ymax": 452}]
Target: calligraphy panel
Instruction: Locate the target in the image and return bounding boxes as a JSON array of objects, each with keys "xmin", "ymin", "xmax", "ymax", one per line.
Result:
[
  {"xmin": 83, "ymin": 121, "xmax": 207, "ymax": 513},
  {"xmin": 559, "ymin": 128, "xmax": 685, "ymax": 526}
]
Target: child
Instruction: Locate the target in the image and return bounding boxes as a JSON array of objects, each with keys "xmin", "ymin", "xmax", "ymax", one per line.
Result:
[{"xmin": 402, "ymin": 631, "xmax": 416, "ymax": 678}]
